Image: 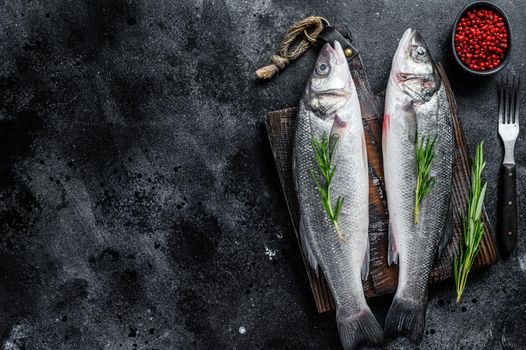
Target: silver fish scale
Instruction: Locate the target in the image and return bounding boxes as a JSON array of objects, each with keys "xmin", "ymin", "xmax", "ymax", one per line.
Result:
[
  {"xmin": 394, "ymin": 83, "xmax": 454, "ymax": 302},
  {"xmin": 294, "ymin": 100, "xmax": 369, "ymax": 316}
]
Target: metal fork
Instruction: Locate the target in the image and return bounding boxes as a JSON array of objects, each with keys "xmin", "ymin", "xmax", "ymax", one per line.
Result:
[{"xmin": 498, "ymin": 74, "xmax": 520, "ymax": 256}]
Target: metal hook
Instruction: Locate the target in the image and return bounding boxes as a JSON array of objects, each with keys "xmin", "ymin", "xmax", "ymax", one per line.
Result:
[
  {"xmin": 303, "ymin": 17, "xmax": 331, "ymax": 43},
  {"xmin": 303, "ymin": 29, "xmax": 317, "ymax": 43},
  {"xmin": 319, "ymin": 17, "xmax": 331, "ymax": 27}
]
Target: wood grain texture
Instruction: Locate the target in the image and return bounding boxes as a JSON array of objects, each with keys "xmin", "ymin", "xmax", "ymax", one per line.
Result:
[{"xmin": 265, "ymin": 56, "xmax": 498, "ymax": 314}]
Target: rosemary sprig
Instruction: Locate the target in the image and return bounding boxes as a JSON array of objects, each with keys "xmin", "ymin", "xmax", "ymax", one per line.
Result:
[
  {"xmin": 454, "ymin": 141, "xmax": 487, "ymax": 303},
  {"xmin": 311, "ymin": 132, "xmax": 345, "ymax": 241},
  {"xmin": 415, "ymin": 134, "xmax": 438, "ymax": 224}
]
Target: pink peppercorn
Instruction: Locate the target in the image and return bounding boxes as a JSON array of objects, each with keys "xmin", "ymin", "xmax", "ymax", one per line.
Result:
[{"xmin": 455, "ymin": 8, "xmax": 508, "ymax": 71}]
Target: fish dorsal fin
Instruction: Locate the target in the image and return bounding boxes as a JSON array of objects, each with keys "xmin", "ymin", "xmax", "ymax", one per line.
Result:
[
  {"xmin": 299, "ymin": 217, "xmax": 319, "ymax": 276},
  {"xmin": 361, "ymin": 236, "xmax": 370, "ymax": 280}
]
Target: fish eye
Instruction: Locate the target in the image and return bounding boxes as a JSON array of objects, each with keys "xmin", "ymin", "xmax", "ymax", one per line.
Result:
[
  {"xmin": 316, "ymin": 63, "xmax": 329, "ymax": 75},
  {"xmin": 411, "ymin": 46, "xmax": 428, "ymax": 62}
]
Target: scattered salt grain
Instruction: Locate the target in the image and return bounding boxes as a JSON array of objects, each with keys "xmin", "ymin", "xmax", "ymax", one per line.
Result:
[{"xmin": 265, "ymin": 247, "xmax": 277, "ymax": 260}]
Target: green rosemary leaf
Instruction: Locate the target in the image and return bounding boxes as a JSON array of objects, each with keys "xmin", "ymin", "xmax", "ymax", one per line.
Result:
[
  {"xmin": 334, "ymin": 196, "xmax": 345, "ymax": 221},
  {"xmin": 475, "ymin": 183, "xmax": 487, "ymax": 218},
  {"xmin": 454, "ymin": 141, "xmax": 486, "ymax": 303},
  {"xmin": 322, "ymin": 200, "xmax": 331, "ymax": 219},
  {"xmin": 311, "ymin": 131, "xmax": 346, "ymax": 241},
  {"xmin": 414, "ymin": 134, "xmax": 438, "ymax": 224},
  {"xmin": 453, "ymin": 256, "xmax": 459, "ymax": 283}
]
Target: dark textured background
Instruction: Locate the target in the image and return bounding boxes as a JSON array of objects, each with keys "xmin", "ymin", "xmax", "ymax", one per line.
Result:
[{"xmin": 0, "ymin": 0, "xmax": 525, "ymax": 349}]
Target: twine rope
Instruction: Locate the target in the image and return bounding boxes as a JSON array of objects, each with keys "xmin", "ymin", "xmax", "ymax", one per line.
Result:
[{"xmin": 255, "ymin": 16, "xmax": 328, "ymax": 80}]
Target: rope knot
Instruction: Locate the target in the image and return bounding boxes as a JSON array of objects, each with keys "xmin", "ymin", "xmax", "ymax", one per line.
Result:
[
  {"xmin": 271, "ymin": 54, "xmax": 289, "ymax": 70},
  {"xmin": 255, "ymin": 16, "xmax": 329, "ymax": 80}
]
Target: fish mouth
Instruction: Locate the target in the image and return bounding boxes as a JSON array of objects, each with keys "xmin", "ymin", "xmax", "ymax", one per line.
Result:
[
  {"xmin": 399, "ymin": 28, "xmax": 415, "ymax": 45},
  {"xmin": 315, "ymin": 87, "xmax": 351, "ymax": 97},
  {"xmin": 397, "ymin": 28, "xmax": 417, "ymax": 50},
  {"xmin": 395, "ymin": 72, "xmax": 429, "ymax": 82},
  {"xmin": 320, "ymin": 41, "xmax": 347, "ymax": 65},
  {"xmin": 399, "ymin": 28, "xmax": 424, "ymax": 47},
  {"xmin": 309, "ymin": 83, "xmax": 352, "ymax": 118}
]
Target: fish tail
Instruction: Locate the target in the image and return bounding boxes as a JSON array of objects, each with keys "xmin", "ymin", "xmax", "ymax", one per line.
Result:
[
  {"xmin": 337, "ymin": 308, "xmax": 384, "ymax": 350},
  {"xmin": 384, "ymin": 296, "xmax": 427, "ymax": 343}
]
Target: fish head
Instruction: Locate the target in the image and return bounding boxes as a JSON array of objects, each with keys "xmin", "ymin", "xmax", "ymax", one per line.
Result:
[
  {"xmin": 305, "ymin": 41, "xmax": 353, "ymax": 117},
  {"xmin": 391, "ymin": 28, "xmax": 440, "ymax": 103}
]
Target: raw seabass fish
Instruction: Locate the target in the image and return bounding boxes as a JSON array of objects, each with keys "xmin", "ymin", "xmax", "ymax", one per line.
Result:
[
  {"xmin": 382, "ymin": 28, "xmax": 454, "ymax": 342},
  {"xmin": 293, "ymin": 41, "xmax": 383, "ymax": 350}
]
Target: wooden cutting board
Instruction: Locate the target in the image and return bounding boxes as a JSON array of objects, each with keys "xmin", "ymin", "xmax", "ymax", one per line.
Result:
[{"xmin": 265, "ymin": 56, "xmax": 498, "ymax": 313}]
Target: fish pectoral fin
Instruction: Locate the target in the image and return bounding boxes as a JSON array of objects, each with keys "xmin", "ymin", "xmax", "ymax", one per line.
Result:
[
  {"xmin": 329, "ymin": 115, "xmax": 347, "ymax": 144},
  {"xmin": 406, "ymin": 106, "xmax": 417, "ymax": 144},
  {"xmin": 299, "ymin": 217, "xmax": 320, "ymax": 276},
  {"xmin": 382, "ymin": 114, "xmax": 389, "ymax": 156},
  {"xmin": 437, "ymin": 199, "xmax": 453, "ymax": 259},
  {"xmin": 409, "ymin": 128, "xmax": 417, "ymax": 144},
  {"xmin": 361, "ymin": 236, "xmax": 370, "ymax": 280},
  {"xmin": 387, "ymin": 222, "xmax": 399, "ymax": 266},
  {"xmin": 361, "ymin": 133, "xmax": 368, "ymax": 173}
]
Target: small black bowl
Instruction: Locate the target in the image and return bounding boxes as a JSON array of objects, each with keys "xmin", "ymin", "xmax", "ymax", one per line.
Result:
[{"xmin": 451, "ymin": 1, "xmax": 511, "ymax": 76}]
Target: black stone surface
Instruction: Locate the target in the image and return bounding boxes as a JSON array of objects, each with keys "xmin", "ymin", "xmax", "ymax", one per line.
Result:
[{"xmin": 0, "ymin": 1, "xmax": 525, "ymax": 349}]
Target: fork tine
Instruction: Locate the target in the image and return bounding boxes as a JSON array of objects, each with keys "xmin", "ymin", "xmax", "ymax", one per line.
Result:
[
  {"xmin": 510, "ymin": 75, "xmax": 516, "ymax": 124},
  {"xmin": 499, "ymin": 76, "xmax": 505, "ymax": 124},
  {"xmin": 514, "ymin": 77, "xmax": 521, "ymax": 125},
  {"xmin": 504, "ymin": 74, "xmax": 510, "ymax": 124},
  {"xmin": 502, "ymin": 73, "xmax": 509, "ymax": 124}
]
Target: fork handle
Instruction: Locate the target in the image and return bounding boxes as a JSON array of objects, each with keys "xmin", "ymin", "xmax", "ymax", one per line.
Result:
[{"xmin": 498, "ymin": 163, "xmax": 518, "ymax": 257}]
